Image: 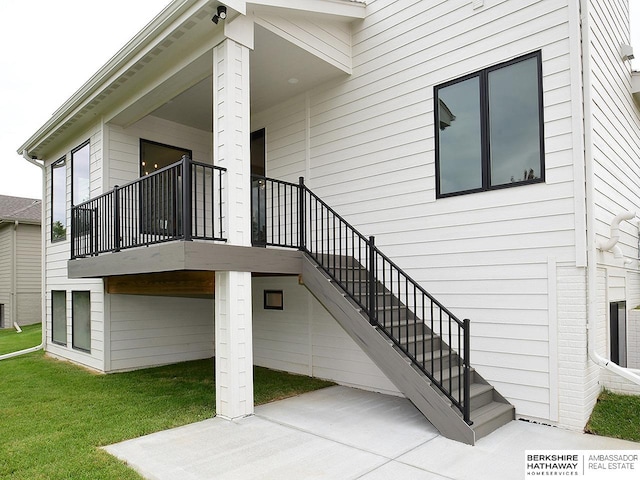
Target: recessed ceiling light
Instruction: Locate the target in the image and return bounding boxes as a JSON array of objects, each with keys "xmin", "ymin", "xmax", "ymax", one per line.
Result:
[{"xmin": 288, "ymin": 77, "xmax": 299, "ymax": 85}]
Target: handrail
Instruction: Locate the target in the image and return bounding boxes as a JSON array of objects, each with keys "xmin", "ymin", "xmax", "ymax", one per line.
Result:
[
  {"xmin": 252, "ymin": 175, "xmax": 471, "ymax": 423},
  {"xmin": 71, "ymin": 156, "xmax": 226, "ymax": 258}
]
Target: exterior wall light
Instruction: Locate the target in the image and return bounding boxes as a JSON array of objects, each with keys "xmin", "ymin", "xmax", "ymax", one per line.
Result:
[{"xmin": 212, "ymin": 5, "xmax": 227, "ymax": 24}]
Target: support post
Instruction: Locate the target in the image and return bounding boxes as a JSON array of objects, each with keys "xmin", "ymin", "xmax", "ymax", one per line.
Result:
[{"xmin": 212, "ymin": 38, "xmax": 253, "ymax": 420}]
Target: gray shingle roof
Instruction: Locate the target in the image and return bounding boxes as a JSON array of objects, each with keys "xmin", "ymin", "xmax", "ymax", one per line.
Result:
[{"xmin": 0, "ymin": 195, "xmax": 42, "ymax": 223}]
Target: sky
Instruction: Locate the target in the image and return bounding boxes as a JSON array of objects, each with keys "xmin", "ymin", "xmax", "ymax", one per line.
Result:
[
  {"xmin": 0, "ymin": 0, "xmax": 170, "ymax": 200},
  {"xmin": 1, "ymin": 2, "xmax": 640, "ymax": 200}
]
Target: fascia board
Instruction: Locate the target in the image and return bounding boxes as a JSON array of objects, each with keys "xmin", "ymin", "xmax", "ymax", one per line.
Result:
[
  {"xmin": 17, "ymin": 0, "xmax": 208, "ymax": 157},
  {"xmin": 247, "ymin": 0, "xmax": 366, "ymax": 19}
]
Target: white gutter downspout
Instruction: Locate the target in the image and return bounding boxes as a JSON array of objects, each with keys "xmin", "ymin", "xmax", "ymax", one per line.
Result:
[
  {"xmin": 12, "ymin": 220, "xmax": 20, "ymax": 332},
  {"xmin": 0, "ymin": 151, "xmax": 46, "ymax": 361},
  {"xmin": 581, "ymin": 0, "xmax": 640, "ymax": 386},
  {"xmin": 597, "ymin": 211, "xmax": 636, "ymax": 265}
]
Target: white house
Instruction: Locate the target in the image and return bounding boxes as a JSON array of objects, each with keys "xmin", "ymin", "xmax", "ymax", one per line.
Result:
[
  {"xmin": 17, "ymin": 0, "xmax": 640, "ymax": 445},
  {"xmin": 0, "ymin": 195, "xmax": 42, "ymax": 329}
]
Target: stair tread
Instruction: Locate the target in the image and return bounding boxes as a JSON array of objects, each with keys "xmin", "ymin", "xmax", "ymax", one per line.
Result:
[
  {"xmin": 470, "ymin": 401, "xmax": 514, "ymax": 426},
  {"xmin": 453, "ymin": 382, "xmax": 493, "ymax": 399}
]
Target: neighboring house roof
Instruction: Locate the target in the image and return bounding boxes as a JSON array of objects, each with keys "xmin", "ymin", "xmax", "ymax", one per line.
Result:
[{"xmin": 0, "ymin": 195, "xmax": 42, "ymax": 224}]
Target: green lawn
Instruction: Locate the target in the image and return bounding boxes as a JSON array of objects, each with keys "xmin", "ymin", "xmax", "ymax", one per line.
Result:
[
  {"xmin": 0, "ymin": 347, "xmax": 333, "ymax": 479},
  {"xmin": 0, "ymin": 323, "xmax": 42, "ymax": 355},
  {"xmin": 586, "ymin": 389, "xmax": 640, "ymax": 442}
]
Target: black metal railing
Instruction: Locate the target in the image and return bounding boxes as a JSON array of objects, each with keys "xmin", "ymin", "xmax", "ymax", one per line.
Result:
[
  {"xmin": 71, "ymin": 156, "xmax": 226, "ymax": 259},
  {"xmin": 251, "ymin": 176, "xmax": 471, "ymax": 423}
]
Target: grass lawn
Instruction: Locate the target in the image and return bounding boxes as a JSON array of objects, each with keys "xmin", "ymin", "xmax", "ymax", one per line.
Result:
[
  {"xmin": 586, "ymin": 389, "xmax": 640, "ymax": 442},
  {"xmin": 0, "ymin": 349, "xmax": 333, "ymax": 479},
  {"xmin": 0, "ymin": 323, "xmax": 42, "ymax": 355}
]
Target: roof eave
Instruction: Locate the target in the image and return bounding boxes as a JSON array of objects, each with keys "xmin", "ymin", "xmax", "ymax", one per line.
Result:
[{"xmin": 17, "ymin": 0, "xmax": 206, "ymax": 157}]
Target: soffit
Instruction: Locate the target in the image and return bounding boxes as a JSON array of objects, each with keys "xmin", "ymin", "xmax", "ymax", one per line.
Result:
[
  {"xmin": 148, "ymin": 23, "xmax": 348, "ymax": 129},
  {"xmin": 19, "ymin": 0, "xmax": 363, "ymax": 157}
]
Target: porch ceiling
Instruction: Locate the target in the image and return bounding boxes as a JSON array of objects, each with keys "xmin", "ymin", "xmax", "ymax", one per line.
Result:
[{"xmin": 123, "ymin": 24, "xmax": 348, "ymax": 131}]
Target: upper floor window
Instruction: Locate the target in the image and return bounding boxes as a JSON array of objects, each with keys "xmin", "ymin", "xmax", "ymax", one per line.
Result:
[
  {"xmin": 51, "ymin": 157, "xmax": 66, "ymax": 242},
  {"xmin": 72, "ymin": 141, "xmax": 90, "ymax": 205},
  {"xmin": 435, "ymin": 51, "xmax": 544, "ymax": 197}
]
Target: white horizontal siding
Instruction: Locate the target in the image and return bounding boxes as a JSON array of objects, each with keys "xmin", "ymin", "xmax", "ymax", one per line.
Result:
[
  {"xmin": 254, "ymin": 0, "xmax": 582, "ymax": 422},
  {"xmin": 586, "ymin": 0, "xmax": 640, "ymax": 398},
  {"xmin": 252, "ymin": 276, "xmax": 401, "ymax": 395},
  {"xmin": 108, "ymin": 116, "xmax": 213, "ymax": 189},
  {"xmin": 588, "ymin": 0, "xmax": 640, "ymax": 259},
  {"xmin": 107, "ymin": 294, "xmax": 214, "ymax": 372},
  {"xmin": 42, "ymin": 124, "xmax": 106, "ymax": 371},
  {"xmin": 255, "ymin": 13, "xmax": 352, "ymax": 73}
]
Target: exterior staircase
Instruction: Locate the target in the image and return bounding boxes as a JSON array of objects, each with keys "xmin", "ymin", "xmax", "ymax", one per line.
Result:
[
  {"xmin": 301, "ymin": 254, "xmax": 514, "ymax": 445},
  {"xmin": 251, "ymin": 175, "xmax": 514, "ymax": 445}
]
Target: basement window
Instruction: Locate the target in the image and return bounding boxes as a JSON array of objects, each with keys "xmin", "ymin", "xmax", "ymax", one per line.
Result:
[
  {"xmin": 610, "ymin": 301, "xmax": 627, "ymax": 367},
  {"xmin": 264, "ymin": 290, "xmax": 284, "ymax": 310},
  {"xmin": 52, "ymin": 291, "xmax": 67, "ymax": 346},
  {"xmin": 72, "ymin": 291, "xmax": 91, "ymax": 353}
]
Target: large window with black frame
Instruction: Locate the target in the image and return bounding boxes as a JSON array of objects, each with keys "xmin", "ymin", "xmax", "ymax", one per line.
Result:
[{"xmin": 434, "ymin": 51, "xmax": 545, "ymax": 198}]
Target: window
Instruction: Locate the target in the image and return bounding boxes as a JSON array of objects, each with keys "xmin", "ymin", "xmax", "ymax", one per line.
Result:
[
  {"xmin": 435, "ymin": 51, "xmax": 544, "ymax": 197},
  {"xmin": 72, "ymin": 141, "xmax": 90, "ymax": 205},
  {"xmin": 251, "ymin": 129, "xmax": 266, "ymax": 246},
  {"xmin": 264, "ymin": 290, "xmax": 283, "ymax": 310},
  {"xmin": 72, "ymin": 291, "xmax": 91, "ymax": 352},
  {"xmin": 0, "ymin": 304, "xmax": 4, "ymax": 329},
  {"xmin": 52, "ymin": 291, "xmax": 67, "ymax": 346},
  {"xmin": 51, "ymin": 157, "xmax": 67, "ymax": 241},
  {"xmin": 610, "ymin": 301, "xmax": 627, "ymax": 367}
]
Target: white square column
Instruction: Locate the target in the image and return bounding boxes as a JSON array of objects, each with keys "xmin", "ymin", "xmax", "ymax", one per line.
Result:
[{"xmin": 213, "ymin": 37, "xmax": 254, "ymax": 419}]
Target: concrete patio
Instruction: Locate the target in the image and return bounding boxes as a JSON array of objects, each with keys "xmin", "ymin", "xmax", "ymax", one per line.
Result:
[{"xmin": 105, "ymin": 385, "xmax": 639, "ymax": 479}]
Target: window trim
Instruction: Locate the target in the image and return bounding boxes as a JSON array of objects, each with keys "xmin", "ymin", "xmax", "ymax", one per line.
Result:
[
  {"xmin": 264, "ymin": 290, "xmax": 284, "ymax": 310},
  {"xmin": 51, "ymin": 156, "xmax": 67, "ymax": 242},
  {"xmin": 71, "ymin": 290, "xmax": 91, "ymax": 353},
  {"xmin": 51, "ymin": 290, "xmax": 67, "ymax": 346},
  {"xmin": 434, "ymin": 50, "xmax": 545, "ymax": 198}
]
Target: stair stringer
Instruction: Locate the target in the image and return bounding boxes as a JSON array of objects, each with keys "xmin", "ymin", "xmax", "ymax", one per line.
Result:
[{"xmin": 301, "ymin": 255, "xmax": 476, "ymax": 445}]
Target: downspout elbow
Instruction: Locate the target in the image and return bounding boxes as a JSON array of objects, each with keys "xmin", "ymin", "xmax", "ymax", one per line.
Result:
[{"xmin": 596, "ymin": 210, "xmax": 636, "ymax": 252}]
